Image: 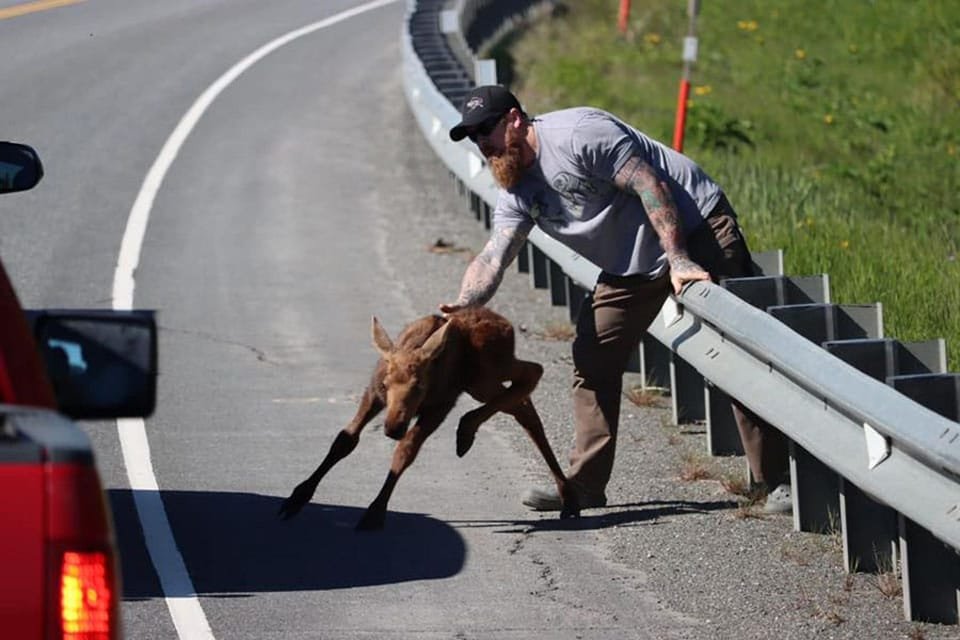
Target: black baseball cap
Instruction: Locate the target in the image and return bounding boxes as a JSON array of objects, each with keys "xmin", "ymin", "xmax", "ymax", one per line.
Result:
[{"xmin": 449, "ymin": 85, "xmax": 522, "ymax": 142}]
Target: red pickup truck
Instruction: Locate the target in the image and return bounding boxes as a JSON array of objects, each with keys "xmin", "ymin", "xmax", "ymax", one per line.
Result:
[{"xmin": 0, "ymin": 142, "xmax": 157, "ymax": 639}]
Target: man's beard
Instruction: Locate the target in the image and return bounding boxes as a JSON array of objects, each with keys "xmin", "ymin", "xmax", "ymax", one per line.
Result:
[{"xmin": 489, "ymin": 125, "xmax": 526, "ymax": 189}]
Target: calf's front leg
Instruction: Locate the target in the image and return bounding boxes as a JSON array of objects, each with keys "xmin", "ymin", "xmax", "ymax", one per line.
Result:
[
  {"xmin": 356, "ymin": 403, "xmax": 451, "ymax": 530},
  {"xmin": 278, "ymin": 385, "xmax": 383, "ymax": 520}
]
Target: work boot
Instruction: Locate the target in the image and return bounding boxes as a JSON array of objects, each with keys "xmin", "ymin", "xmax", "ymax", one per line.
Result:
[
  {"xmin": 521, "ymin": 484, "xmax": 606, "ymax": 511},
  {"xmin": 763, "ymin": 483, "xmax": 793, "ymax": 514}
]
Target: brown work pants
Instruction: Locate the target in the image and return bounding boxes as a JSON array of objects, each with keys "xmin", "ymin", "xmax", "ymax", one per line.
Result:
[{"xmin": 567, "ymin": 196, "xmax": 789, "ymax": 492}]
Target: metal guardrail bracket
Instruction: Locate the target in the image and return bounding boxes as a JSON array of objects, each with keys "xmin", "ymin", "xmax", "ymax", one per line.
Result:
[{"xmin": 864, "ymin": 422, "xmax": 891, "ymax": 469}]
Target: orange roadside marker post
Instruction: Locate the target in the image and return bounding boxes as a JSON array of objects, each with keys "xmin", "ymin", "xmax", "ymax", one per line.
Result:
[
  {"xmin": 618, "ymin": 0, "xmax": 630, "ymax": 35},
  {"xmin": 673, "ymin": 0, "xmax": 701, "ymax": 151}
]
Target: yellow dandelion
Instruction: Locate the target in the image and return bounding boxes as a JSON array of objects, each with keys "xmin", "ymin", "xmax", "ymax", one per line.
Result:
[
  {"xmin": 644, "ymin": 33, "xmax": 662, "ymax": 45},
  {"xmin": 737, "ymin": 20, "xmax": 759, "ymax": 32},
  {"xmin": 824, "ymin": 114, "xmax": 835, "ymax": 125},
  {"xmin": 795, "ymin": 48, "xmax": 806, "ymax": 60},
  {"xmin": 693, "ymin": 85, "xmax": 712, "ymax": 96},
  {"xmin": 840, "ymin": 240, "xmax": 850, "ymax": 250}
]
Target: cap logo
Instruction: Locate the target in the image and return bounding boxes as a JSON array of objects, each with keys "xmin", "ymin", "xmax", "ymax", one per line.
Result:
[{"xmin": 465, "ymin": 96, "xmax": 484, "ymax": 112}]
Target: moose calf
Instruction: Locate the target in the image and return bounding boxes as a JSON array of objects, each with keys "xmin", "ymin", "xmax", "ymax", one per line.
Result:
[{"xmin": 278, "ymin": 307, "xmax": 579, "ymax": 530}]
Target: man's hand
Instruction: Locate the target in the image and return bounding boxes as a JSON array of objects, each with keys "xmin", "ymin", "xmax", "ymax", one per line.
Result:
[
  {"xmin": 668, "ymin": 255, "xmax": 712, "ymax": 295},
  {"xmin": 441, "ymin": 225, "xmax": 529, "ymax": 317}
]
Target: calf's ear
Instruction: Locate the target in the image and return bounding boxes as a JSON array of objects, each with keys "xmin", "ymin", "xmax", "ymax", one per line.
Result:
[
  {"xmin": 371, "ymin": 316, "xmax": 394, "ymax": 356},
  {"xmin": 419, "ymin": 320, "xmax": 453, "ymax": 361}
]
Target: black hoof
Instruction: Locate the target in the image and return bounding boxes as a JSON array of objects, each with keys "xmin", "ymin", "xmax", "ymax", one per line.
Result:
[
  {"xmin": 355, "ymin": 511, "xmax": 386, "ymax": 531},
  {"xmin": 455, "ymin": 429, "xmax": 475, "ymax": 457},
  {"xmin": 278, "ymin": 483, "xmax": 315, "ymax": 520},
  {"xmin": 277, "ymin": 497, "xmax": 305, "ymax": 521},
  {"xmin": 559, "ymin": 507, "xmax": 581, "ymax": 520}
]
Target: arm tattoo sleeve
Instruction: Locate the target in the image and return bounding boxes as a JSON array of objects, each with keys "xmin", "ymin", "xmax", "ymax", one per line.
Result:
[
  {"xmin": 614, "ymin": 156, "xmax": 688, "ymax": 261},
  {"xmin": 456, "ymin": 225, "xmax": 529, "ymax": 307}
]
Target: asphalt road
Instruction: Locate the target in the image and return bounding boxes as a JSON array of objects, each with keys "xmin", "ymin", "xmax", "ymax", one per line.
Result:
[
  {"xmin": 0, "ymin": 1, "xmax": 690, "ymax": 638},
  {"xmin": 1, "ymin": 1, "xmax": 957, "ymax": 639}
]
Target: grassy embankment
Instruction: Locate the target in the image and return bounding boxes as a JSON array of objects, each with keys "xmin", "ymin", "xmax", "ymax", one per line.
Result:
[{"xmin": 488, "ymin": 0, "xmax": 959, "ymax": 370}]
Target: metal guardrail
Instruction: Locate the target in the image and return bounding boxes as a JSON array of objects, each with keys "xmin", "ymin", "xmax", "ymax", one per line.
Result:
[
  {"xmin": 649, "ymin": 283, "xmax": 960, "ymax": 539},
  {"xmin": 401, "ymin": 0, "xmax": 960, "ymax": 623}
]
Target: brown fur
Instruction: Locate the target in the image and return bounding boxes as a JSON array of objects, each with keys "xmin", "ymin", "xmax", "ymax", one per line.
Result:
[{"xmin": 278, "ymin": 307, "xmax": 578, "ymax": 530}]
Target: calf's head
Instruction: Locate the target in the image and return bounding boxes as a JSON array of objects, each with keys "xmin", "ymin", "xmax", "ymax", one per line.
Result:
[{"xmin": 371, "ymin": 317, "xmax": 453, "ymax": 439}]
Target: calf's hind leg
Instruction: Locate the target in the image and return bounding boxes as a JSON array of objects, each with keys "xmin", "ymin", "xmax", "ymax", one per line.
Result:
[
  {"xmin": 457, "ymin": 359, "xmax": 542, "ymax": 457},
  {"xmin": 509, "ymin": 399, "xmax": 580, "ymax": 519}
]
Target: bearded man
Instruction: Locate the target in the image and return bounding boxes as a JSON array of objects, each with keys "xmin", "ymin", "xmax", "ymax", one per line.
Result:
[{"xmin": 440, "ymin": 85, "xmax": 792, "ymax": 515}]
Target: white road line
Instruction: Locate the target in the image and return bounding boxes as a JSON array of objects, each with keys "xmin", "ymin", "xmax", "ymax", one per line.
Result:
[{"xmin": 110, "ymin": 1, "xmax": 399, "ymax": 638}]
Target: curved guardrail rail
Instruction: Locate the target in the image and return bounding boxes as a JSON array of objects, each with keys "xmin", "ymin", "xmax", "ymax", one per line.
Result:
[{"xmin": 401, "ymin": 0, "xmax": 960, "ymax": 623}]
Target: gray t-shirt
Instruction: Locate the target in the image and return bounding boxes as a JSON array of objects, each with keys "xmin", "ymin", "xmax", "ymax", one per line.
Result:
[{"xmin": 493, "ymin": 107, "xmax": 723, "ymax": 277}]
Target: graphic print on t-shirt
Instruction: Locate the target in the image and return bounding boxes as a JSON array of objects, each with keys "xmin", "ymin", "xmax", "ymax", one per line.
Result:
[{"xmin": 552, "ymin": 172, "xmax": 599, "ymax": 220}]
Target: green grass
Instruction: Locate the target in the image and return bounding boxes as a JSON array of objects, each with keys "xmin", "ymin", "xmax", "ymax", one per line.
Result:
[{"xmin": 487, "ymin": 0, "xmax": 960, "ymax": 370}]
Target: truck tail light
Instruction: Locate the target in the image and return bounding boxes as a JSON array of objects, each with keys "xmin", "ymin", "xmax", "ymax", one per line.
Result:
[
  {"xmin": 45, "ymin": 464, "xmax": 121, "ymax": 640},
  {"xmin": 59, "ymin": 551, "xmax": 113, "ymax": 639}
]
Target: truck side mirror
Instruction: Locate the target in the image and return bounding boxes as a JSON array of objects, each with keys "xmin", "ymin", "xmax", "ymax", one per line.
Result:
[
  {"xmin": 28, "ymin": 310, "xmax": 157, "ymax": 420},
  {"xmin": 0, "ymin": 141, "xmax": 43, "ymax": 193}
]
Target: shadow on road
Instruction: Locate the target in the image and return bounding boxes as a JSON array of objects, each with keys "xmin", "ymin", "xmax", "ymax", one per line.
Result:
[
  {"xmin": 447, "ymin": 498, "xmax": 740, "ymax": 533},
  {"xmin": 109, "ymin": 489, "xmax": 466, "ymax": 599}
]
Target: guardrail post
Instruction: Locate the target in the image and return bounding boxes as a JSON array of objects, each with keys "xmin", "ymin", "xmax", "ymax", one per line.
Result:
[
  {"xmin": 887, "ymin": 372, "xmax": 960, "ymax": 622},
  {"xmin": 517, "ymin": 240, "xmax": 530, "ymax": 274},
  {"xmin": 888, "ymin": 373, "xmax": 959, "ymax": 418},
  {"xmin": 706, "ymin": 275, "xmax": 829, "ymax": 456},
  {"xmin": 824, "ymin": 337, "xmax": 943, "ymax": 575},
  {"xmin": 671, "ymin": 354, "xmax": 704, "ymax": 424},
  {"xmin": 899, "ymin": 338, "xmax": 947, "ymax": 374},
  {"xmin": 567, "ymin": 280, "xmax": 588, "ymax": 324},
  {"xmin": 840, "ymin": 479, "xmax": 898, "ymax": 573},
  {"xmin": 790, "ymin": 442, "xmax": 841, "ymax": 533},
  {"xmin": 889, "ymin": 375, "xmax": 960, "ymax": 622},
  {"xmin": 475, "ymin": 58, "xmax": 497, "ymax": 85},
  {"xmin": 773, "ymin": 302, "xmax": 882, "ymax": 533},
  {"xmin": 529, "ymin": 244, "xmax": 548, "ymax": 289},
  {"xmin": 640, "ymin": 335, "xmax": 671, "ymax": 390},
  {"xmin": 767, "ymin": 302, "xmax": 881, "ymax": 345},
  {"xmin": 751, "ymin": 249, "xmax": 784, "ymax": 276},
  {"xmin": 900, "ymin": 516, "xmax": 960, "ymax": 623},
  {"xmin": 548, "ymin": 260, "xmax": 566, "ymax": 306},
  {"xmin": 723, "ymin": 274, "xmax": 830, "ymax": 310},
  {"xmin": 469, "ymin": 192, "xmax": 482, "ymax": 223},
  {"xmin": 705, "ymin": 385, "xmax": 743, "ymax": 455}
]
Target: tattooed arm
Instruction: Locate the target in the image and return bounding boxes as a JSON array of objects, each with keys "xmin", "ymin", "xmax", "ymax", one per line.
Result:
[
  {"xmin": 439, "ymin": 224, "xmax": 530, "ymax": 314},
  {"xmin": 613, "ymin": 156, "xmax": 711, "ymax": 294}
]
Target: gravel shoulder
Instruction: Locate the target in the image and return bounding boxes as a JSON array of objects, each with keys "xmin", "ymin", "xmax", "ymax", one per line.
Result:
[{"xmin": 378, "ymin": 105, "xmax": 955, "ymax": 640}]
